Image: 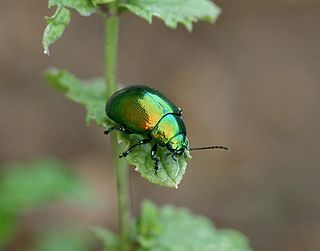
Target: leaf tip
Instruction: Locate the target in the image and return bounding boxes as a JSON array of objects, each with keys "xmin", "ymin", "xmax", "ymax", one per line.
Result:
[{"xmin": 43, "ymin": 47, "xmax": 50, "ymax": 56}]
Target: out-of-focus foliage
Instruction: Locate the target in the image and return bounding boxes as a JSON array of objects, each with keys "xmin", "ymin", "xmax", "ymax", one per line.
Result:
[
  {"xmin": 95, "ymin": 201, "xmax": 253, "ymax": 251},
  {"xmin": 93, "ymin": 227, "xmax": 119, "ymax": 251},
  {"xmin": 0, "ymin": 159, "xmax": 90, "ymax": 247},
  {"xmin": 30, "ymin": 227, "xmax": 91, "ymax": 251},
  {"xmin": 134, "ymin": 200, "xmax": 164, "ymax": 249},
  {"xmin": 0, "ymin": 213, "xmax": 17, "ymax": 248},
  {"xmin": 135, "ymin": 201, "xmax": 253, "ymax": 251},
  {"xmin": 45, "ymin": 68, "xmax": 190, "ymax": 188}
]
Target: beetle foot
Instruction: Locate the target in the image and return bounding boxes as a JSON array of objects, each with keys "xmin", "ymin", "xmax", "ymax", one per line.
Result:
[
  {"xmin": 104, "ymin": 128, "xmax": 113, "ymax": 135},
  {"xmin": 171, "ymin": 154, "xmax": 177, "ymax": 161},
  {"xmin": 154, "ymin": 162, "xmax": 160, "ymax": 174},
  {"xmin": 151, "ymin": 155, "xmax": 160, "ymax": 174}
]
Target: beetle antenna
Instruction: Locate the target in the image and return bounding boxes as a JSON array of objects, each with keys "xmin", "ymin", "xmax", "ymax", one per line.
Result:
[{"xmin": 189, "ymin": 146, "xmax": 229, "ymax": 151}]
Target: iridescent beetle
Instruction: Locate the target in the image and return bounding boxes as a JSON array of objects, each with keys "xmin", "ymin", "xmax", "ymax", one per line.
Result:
[{"xmin": 105, "ymin": 85, "xmax": 228, "ymax": 172}]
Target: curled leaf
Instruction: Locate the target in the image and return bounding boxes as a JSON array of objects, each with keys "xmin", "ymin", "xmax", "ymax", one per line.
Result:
[
  {"xmin": 43, "ymin": 0, "xmax": 97, "ymax": 55},
  {"xmin": 42, "ymin": 6, "xmax": 71, "ymax": 55}
]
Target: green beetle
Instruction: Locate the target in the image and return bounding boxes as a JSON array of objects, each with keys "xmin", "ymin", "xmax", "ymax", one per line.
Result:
[{"xmin": 105, "ymin": 85, "xmax": 227, "ymax": 172}]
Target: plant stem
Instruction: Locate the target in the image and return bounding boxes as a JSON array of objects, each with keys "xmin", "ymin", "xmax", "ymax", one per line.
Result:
[
  {"xmin": 105, "ymin": 2, "xmax": 119, "ymax": 96},
  {"xmin": 105, "ymin": 2, "xmax": 131, "ymax": 251}
]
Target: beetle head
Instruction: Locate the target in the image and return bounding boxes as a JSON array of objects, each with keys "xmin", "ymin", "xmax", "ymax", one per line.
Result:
[{"xmin": 166, "ymin": 134, "xmax": 189, "ymax": 156}]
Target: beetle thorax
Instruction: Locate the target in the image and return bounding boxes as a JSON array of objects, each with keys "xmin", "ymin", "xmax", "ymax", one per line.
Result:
[{"xmin": 150, "ymin": 114, "xmax": 186, "ymax": 146}]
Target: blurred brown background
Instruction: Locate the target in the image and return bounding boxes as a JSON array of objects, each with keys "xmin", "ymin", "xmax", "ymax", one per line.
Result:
[{"xmin": 1, "ymin": 0, "xmax": 320, "ymax": 250}]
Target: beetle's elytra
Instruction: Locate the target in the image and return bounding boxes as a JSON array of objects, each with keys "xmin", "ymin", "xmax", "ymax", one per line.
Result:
[{"xmin": 105, "ymin": 85, "xmax": 228, "ymax": 173}]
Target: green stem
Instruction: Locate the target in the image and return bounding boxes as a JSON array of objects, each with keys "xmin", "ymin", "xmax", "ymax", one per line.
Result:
[
  {"xmin": 105, "ymin": 2, "xmax": 131, "ymax": 251},
  {"xmin": 105, "ymin": 2, "xmax": 119, "ymax": 96}
]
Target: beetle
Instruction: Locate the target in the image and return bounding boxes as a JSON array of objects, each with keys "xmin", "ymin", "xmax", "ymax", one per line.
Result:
[{"xmin": 105, "ymin": 85, "xmax": 228, "ymax": 173}]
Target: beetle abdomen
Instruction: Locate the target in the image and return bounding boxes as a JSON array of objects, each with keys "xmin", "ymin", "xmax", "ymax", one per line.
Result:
[{"xmin": 106, "ymin": 85, "xmax": 181, "ymax": 133}]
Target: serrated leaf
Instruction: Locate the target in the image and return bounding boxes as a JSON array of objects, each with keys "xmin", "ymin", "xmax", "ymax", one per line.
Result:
[
  {"xmin": 120, "ymin": 0, "xmax": 221, "ymax": 31},
  {"xmin": 43, "ymin": 0, "xmax": 97, "ymax": 54},
  {"xmin": 48, "ymin": 0, "xmax": 97, "ymax": 16},
  {"xmin": 92, "ymin": 227, "xmax": 119, "ymax": 251},
  {"xmin": 136, "ymin": 201, "xmax": 253, "ymax": 251},
  {"xmin": 43, "ymin": 6, "xmax": 71, "ymax": 55},
  {"xmin": 119, "ymin": 133, "xmax": 191, "ymax": 188},
  {"xmin": 45, "ymin": 68, "xmax": 108, "ymax": 126},
  {"xmin": 45, "ymin": 69, "xmax": 190, "ymax": 188}
]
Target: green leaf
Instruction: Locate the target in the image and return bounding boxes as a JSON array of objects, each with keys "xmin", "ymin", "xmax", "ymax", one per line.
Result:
[
  {"xmin": 120, "ymin": 0, "xmax": 221, "ymax": 31},
  {"xmin": 43, "ymin": 6, "xmax": 71, "ymax": 55},
  {"xmin": 45, "ymin": 69, "xmax": 190, "ymax": 188},
  {"xmin": 210, "ymin": 229, "xmax": 254, "ymax": 251},
  {"xmin": 92, "ymin": 227, "xmax": 119, "ymax": 251},
  {"xmin": 0, "ymin": 159, "xmax": 90, "ymax": 246},
  {"xmin": 135, "ymin": 201, "xmax": 253, "ymax": 251},
  {"xmin": 43, "ymin": 0, "xmax": 97, "ymax": 54},
  {"xmin": 0, "ymin": 212, "xmax": 17, "ymax": 247},
  {"xmin": 31, "ymin": 227, "xmax": 90, "ymax": 251},
  {"xmin": 91, "ymin": 201, "xmax": 253, "ymax": 251},
  {"xmin": 119, "ymin": 133, "xmax": 191, "ymax": 188},
  {"xmin": 0, "ymin": 159, "xmax": 89, "ymax": 213},
  {"xmin": 91, "ymin": 0, "xmax": 116, "ymax": 5},
  {"xmin": 135, "ymin": 201, "xmax": 162, "ymax": 249},
  {"xmin": 48, "ymin": 0, "xmax": 97, "ymax": 16},
  {"xmin": 45, "ymin": 68, "xmax": 108, "ymax": 127}
]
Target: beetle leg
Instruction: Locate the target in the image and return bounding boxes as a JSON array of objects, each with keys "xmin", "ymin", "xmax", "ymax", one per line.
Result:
[
  {"xmin": 119, "ymin": 138, "xmax": 151, "ymax": 158},
  {"xmin": 104, "ymin": 127, "xmax": 116, "ymax": 135},
  {"xmin": 171, "ymin": 154, "xmax": 177, "ymax": 161},
  {"xmin": 178, "ymin": 107, "xmax": 183, "ymax": 116},
  {"xmin": 104, "ymin": 126, "xmax": 131, "ymax": 135},
  {"xmin": 150, "ymin": 144, "xmax": 160, "ymax": 174}
]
